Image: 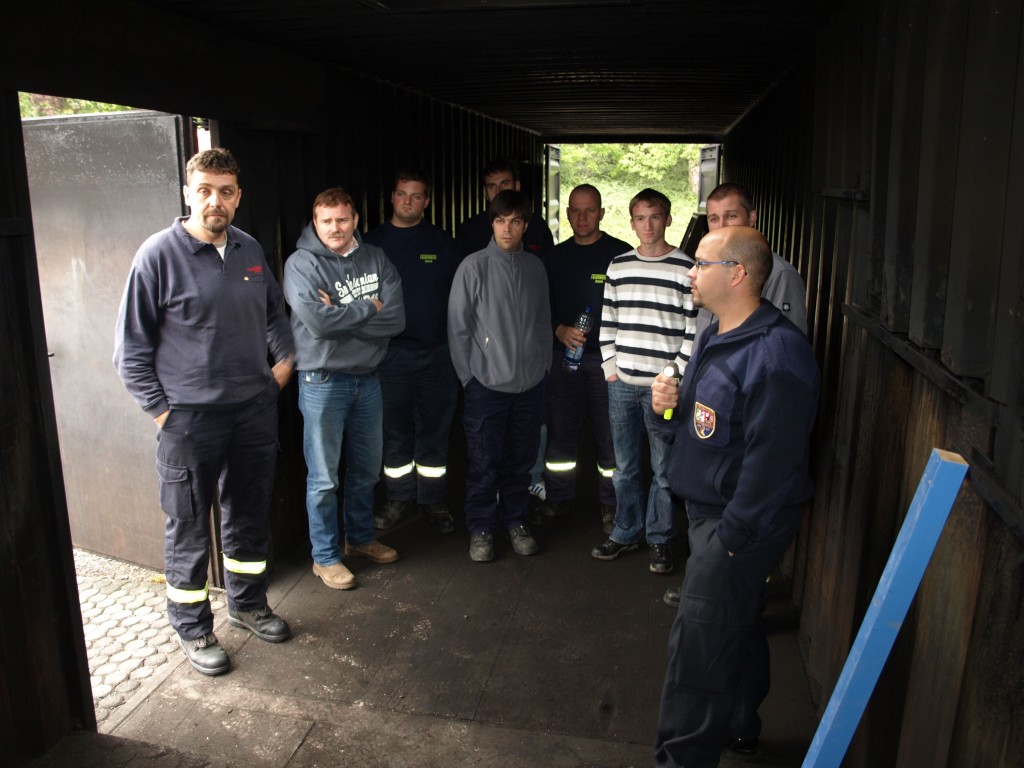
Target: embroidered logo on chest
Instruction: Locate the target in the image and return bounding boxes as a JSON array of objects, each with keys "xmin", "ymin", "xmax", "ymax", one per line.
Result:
[{"xmin": 693, "ymin": 401, "xmax": 716, "ymax": 439}]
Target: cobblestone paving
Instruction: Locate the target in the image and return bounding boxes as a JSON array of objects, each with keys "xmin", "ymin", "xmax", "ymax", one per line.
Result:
[{"xmin": 74, "ymin": 549, "xmax": 225, "ymax": 729}]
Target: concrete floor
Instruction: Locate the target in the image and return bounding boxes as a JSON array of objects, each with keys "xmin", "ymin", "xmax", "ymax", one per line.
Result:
[{"xmin": 35, "ymin": 511, "xmax": 819, "ymax": 767}]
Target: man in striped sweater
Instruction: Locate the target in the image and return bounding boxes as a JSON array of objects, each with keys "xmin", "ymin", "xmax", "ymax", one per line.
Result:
[{"xmin": 593, "ymin": 188, "xmax": 697, "ymax": 574}]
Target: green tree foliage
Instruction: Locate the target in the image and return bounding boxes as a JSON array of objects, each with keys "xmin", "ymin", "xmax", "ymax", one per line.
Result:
[
  {"xmin": 19, "ymin": 93, "xmax": 134, "ymax": 118},
  {"xmin": 558, "ymin": 143, "xmax": 701, "ymax": 247}
]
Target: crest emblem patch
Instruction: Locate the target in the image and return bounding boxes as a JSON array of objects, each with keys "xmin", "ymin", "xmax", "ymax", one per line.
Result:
[{"xmin": 693, "ymin": 401, "xmax": 716, "ymax": 439}]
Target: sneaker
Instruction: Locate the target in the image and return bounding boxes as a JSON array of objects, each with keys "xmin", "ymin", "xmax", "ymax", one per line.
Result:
[
  {"xmin": 345, "ymin": 539, "xmax": 399, "ymax": 564},
  {"xmin": 227, "ymin": 605, "xmax": 291, "ymax": 643},
  {"xmin": 507, "ymin": 525, "xmax": 539, "ymax": 556},
  {"xmin": 178, "ymin": 632, "xmax": 230, "ymax": 676},
  {"xmin": 663, "ymin": 585, "xmax": 681, "ymax": 608},
  {"xmin": 312, "ymin": 561, "xmax": 356, "ymax": 590},
  {"xmin": 649, "ymin": 543, "xmax": 674, "ymax": 574},
  {"xmin": 528, "ymin": 481, "xmax": 547, "ymax": 501},
  {"xmin": 469, "ymin": 532, "xmax": 494, "ymax": 562},
  {"xmin": 374, "ymin": 500, "xmax": 413, "ymax": 530},
  {"xmin": 530, "ymin": 500, "xmax": 571, "ymax": 526},
  {"xmin": 422, "ymin": 502, "xmax": 455, "ymax": 534},
  {"xmin": 591, "ymin": 538, "xmax": 639, "ymax": 560},
  {"xmin": 600, "ymin": 505, "xmax": 616, "ymax": 535}
]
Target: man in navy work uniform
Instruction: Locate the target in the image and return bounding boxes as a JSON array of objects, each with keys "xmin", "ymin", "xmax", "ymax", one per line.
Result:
[
  {"xmin": 455, "ymin": 157, "xmax": 554, "ymax": 260},
  {"xmin": 448, "ymin": 190, "xmax": 551, "ymax": 563},
  {"xmin": 651, "ymin": 226, "xmax": 819, "ymax": 767},
  {"xmin": 533, "ymin": 183, "xmax": 631, "ymax": 533},
  {"xmin": 114, "ymin": 148, "xmax": 295, "ymax": 676},
  {"xmin": 365, "ymin": 169, "xmax": 459, "ymax": 534},
  {"xmin": 284, "ymin": 187, "xmax": 405, "ymax": 591}
]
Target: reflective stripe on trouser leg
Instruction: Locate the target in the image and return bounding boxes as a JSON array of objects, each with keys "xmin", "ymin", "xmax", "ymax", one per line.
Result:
[
  {"xmin": 166, "ymin": 582, "xmax": 209, "ymax": 604},
  {"xmin": 597, "ymin": 463, "xmax": 615, "ymax": 478},
  {"xmin": 222, "ymin": 554, "xmax": 267, "ymax": 575},
  {"xmin": 384, "ymin": 461, "xmax": 416, "ymax": 479},
  {"xmin": 415, "ymin": 463, "xmax": 447, "ymax": 506},
  {"xmin": 545, "ymin": 460, "xmax": 577, "ymax": 473}
]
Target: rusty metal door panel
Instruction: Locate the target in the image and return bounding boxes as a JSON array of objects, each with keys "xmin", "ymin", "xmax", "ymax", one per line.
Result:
[{"xmin": 23, "ymin": 111, "xmax": 185, "ymax": 570}]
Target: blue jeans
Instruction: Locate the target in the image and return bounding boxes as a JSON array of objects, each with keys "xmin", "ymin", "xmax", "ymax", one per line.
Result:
[
  {"xmin": 298, "ymin": 370, "xmax": 382, "ymax": 565},
  {"xmin": 607, "ymin": 378, "xmax": 675, "ymax": 545}
]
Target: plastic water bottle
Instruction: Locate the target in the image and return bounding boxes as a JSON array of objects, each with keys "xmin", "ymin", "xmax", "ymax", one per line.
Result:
[{"xmin": 562, "ymin": 305, "xmax": 593, "ymax": 372}]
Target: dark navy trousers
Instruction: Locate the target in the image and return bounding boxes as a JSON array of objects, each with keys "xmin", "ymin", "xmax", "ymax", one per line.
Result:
[
  {"xmin": 655, "ymin": 509, "xmax": 803, "ymax": 767},
  {"xmin": 461, "ymin": 376, "xmax": 546, "ymax": 535},
  {"xmin": 379, "ymin": 343, "xmax": 459, "ymax": 504},
  {"xmin": 155, "ymin": 379, "xmax": 279, "ymax": 640},
  {"xmin": 543, "ymin": 348, "xmax": 616, "ymax": 506}
]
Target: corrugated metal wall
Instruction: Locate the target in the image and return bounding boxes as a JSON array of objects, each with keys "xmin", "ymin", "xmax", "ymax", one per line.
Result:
[{"xmin": 723, "ymin": 1, "xmax": 1024, "ymax": 765}]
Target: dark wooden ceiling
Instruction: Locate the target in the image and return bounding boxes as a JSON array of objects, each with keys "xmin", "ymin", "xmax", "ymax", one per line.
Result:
[{"xmin": 135, "ymin": 0, "xmax": 836, "ymax": 142}]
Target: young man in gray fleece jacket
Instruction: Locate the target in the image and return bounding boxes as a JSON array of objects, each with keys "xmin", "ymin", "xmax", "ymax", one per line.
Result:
[
  {"xmin": 448, "ymin": 190, "xmax": 552, "ymax": 563},
  {"xmin": 284, "ymin": 187, "xmax": 405, "ymax": 591}
]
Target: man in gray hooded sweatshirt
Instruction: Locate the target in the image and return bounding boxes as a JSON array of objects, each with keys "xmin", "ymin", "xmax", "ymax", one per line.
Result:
[
  {"xmin": 448, "ymin": 190, "xmax": 552, "ymax": 563},
  {"xmin": 284, "ymin": 187, "xmax": 405, "ymax": 591}
]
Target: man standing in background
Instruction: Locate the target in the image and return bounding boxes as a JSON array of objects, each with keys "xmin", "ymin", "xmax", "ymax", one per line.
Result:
[
  {"xmin": 365, "ymin": 170, "xmax": 460, "ymax": 534},
  {"xmin": 594, "ymin": 188, "xmax": 697, "ymax": 575},
  {"xmin": 455, "ymin": 157, "xmax": 554, "ymax": 260},
  {"xmin": 448, "ymin": 190, "xmax": 551, "ymax": 563},
  {"xmin": 284, "ymin": 187, "xmax": 405, "ymax": 591},
  {"xmin": 533, "ymin": 183, "xmax": 631, "ymax": 533}
]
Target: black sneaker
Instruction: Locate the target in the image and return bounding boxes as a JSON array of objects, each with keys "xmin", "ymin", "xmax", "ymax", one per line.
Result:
[
  {"xmin": 591, "ymin": 538, "xmax": 639, "ymax": 560},
  {"xmin": 600, "ymin": 505, "xmax": 616, "ymax": 535},
  {"xmin": 530, "ymin": 500, "xmax": 571, "ymax": 526},
  {"xmin": 179, "ymin": 632, "xmax": 230, "ymax": 676},
  {"xmin": 663, "ymin": 585, "xmax": 681, "ymax": 608},
  {"xmin": 374, "ymin": 500, "xmax": 412, "ymax": 530},
  {"xmin": 469, "ymin": 532, "xmax": 494, "ymax": 562},
  {"xmin": 227, "ymin": 605, "xmax": 292, "ymax": 643},
  {"xmin": 507, "ymin": 524, "xmax": 539, "ymax": 556},
  {"xmin": 649, "ymin": 544, "xmax": 674, "ymax": 574}
]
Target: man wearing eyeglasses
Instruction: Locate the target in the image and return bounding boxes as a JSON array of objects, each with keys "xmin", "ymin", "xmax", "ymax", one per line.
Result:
[
  {"xmin": 651, "ymin": 226, "xmax": 819, "ymax": 767},
  {"xmin": 594, "ymin": 188, "xmax": 697, "ymax": 575}
]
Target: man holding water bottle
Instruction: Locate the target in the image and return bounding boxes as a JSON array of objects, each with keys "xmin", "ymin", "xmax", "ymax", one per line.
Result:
[{"xmin": 534, "ymin": 184, "xmax": 631, "ymax": 532}]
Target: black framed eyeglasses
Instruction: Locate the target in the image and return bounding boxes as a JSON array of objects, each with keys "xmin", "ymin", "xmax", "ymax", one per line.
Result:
[{"xmin": 694, "ymin": 260, "xmax": 739, "ymax": 270}]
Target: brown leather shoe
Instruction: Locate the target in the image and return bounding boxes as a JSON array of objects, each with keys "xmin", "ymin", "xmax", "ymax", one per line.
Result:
[
  {"xmin": 312, "ymin": 561, "xmax": 356, "ymax": 590},
  {"xmin": 344, "ymin": 539, "xmax": 399, "ymax": 564}
]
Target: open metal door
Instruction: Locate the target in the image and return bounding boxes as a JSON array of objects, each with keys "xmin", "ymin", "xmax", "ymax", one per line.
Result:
[{"xmin": 23, "ymin": 110, "xmax": 188, "ymax": 570}]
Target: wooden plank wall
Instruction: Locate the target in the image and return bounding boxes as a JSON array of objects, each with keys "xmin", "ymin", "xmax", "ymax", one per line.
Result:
[{"xmin": 723, "ymin": 0, "xmax": 1024, "ymax": 765}]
